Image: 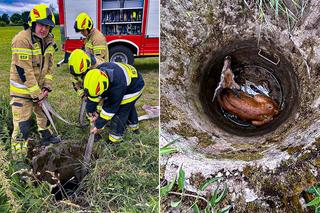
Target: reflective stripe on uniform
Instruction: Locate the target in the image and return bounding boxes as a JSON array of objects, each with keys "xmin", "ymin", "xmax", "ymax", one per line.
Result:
[
  {"xmin": 11, "ymin": 140, "xmax": 28, "ymax": 154},
  {"xmin": 121, "ymin": 88, "xmax": 143, "ymax": 105},
  {"xmin": 45, "ymin": 46, "xmax": 55, "ymax": 55},
  {"xmin": 115, "ymin": 62, "xmax": 131, "ymax": 86},
  {"xmin": 128, "ymin": 123, "xmax": 139, "ymax": 131},
  {"xmin": 12, "ymin": 48, "xmax": 41, "ymax": 56},
  {"xmin": 93, "ymin": 45, "xmax": 106, "ymax": 50},
  {"xmin": 32, "ymin": 49, "xmax": 42, "ymax": 55},
  {"xmin": 100, "ymin": 109, "xmax": 115, "ymax": 121},
  {"xmin": 77, "ymin": 89, "xmax": 84, "ymax": 97},
  {"xmin": 12, "ymin": 48, "xmax": 32, "ymax": 55},
  {"xmin": 109, "ymin": 133, "xmax": 123, "ymax": 142},
  {"xmin": 120, "ymin": 63, "xmax": 138, "ymax": 78},
  {"xmin": 88, "ymin": 96, "xmax": 100, "ymax": 103},
  {"xmin": 45, "ymin": 74, "xmax": 53, "ymax": 80},
  {"xmin": 85, "ymin": 43, "xmax": 93, "ymax": 49},
  {"xmin": 10, "ymin": 80, "xmax": 40, "ymax": 95}
]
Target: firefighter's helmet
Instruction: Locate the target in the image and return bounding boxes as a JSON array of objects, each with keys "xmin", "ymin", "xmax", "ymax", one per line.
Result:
[
  {"xmin": 74, "ymin": 12, "xmax": 93, "ymax": 32},
  {"xmin": 69, "ymin": 49, "xmax": 92, "ymax": 76},
  {"xmin": 84, "ymin": 69, "xmax": 109, "ymax": 99},
  {"xmin": 28, "ymin": 4, "xmax": 55, "ymax": 28}
]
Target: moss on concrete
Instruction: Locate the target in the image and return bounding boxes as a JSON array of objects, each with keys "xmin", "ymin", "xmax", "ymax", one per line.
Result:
[{"xmin": 171, "ymin": 122, "xmax": 214, "ymax": 147}]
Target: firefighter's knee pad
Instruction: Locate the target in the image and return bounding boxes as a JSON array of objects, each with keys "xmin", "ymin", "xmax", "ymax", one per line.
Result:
[{"xmin": 18, "ymin": 119, "xmax": 32, "ymax": 140}]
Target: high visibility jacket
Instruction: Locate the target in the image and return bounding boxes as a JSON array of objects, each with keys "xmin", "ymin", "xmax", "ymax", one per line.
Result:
[
  {"xmin": 10, "ymin": 28, "xmax": 57, "ymax": 101},
  {"xmin": 72, "ymin": 54, "xmax": 104, "ymax": 97},
  {"xmin": 84, "ymin": 28, "xmax": 109, "ymax": 62},
  {"xmin": 86, "ymin": 62, "xmax": 144, "ymax": 129}
]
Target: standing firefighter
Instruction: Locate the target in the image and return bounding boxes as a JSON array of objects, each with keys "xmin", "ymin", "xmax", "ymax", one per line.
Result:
[
  {"xmin": 68, "ymin": 49, "xmax": 104, "ymax": 98},
  {"xmin": 9, "ymin": 4, "xmax": 60, "ymax": 159},
  {"xmin": 84, "ymin": 63, "xmax": 144, "ymax": 144},
  {"xmin": 74, "ymin": 12, "xmax": 109, "ymax": 62}
]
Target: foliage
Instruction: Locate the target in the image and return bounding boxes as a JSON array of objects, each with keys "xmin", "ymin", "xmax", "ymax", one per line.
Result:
[
  {"xmin": 160, "ymin": 137, "xmax": 180, "ymax": 155},
  {"xmin": 243, "ymin": 0, "xmax": 308, "ymax": 33},
  {"xmin": 10, "ymin": 13, "xmax": 22, "ymax": 24},
  {"xmin": 305, "ymin": 184, "xmax": 320, "ymax": 212},
  {"xmin": 161, "ymin": 166, "xmax": 232, "ymax": 212},
  {"xmin": 21, "ymin": 11, "xmax": 29, "ymax": 24},
  {"xmin": 1, "ymin": 13, "xmax": 10, "ymax": 24}
]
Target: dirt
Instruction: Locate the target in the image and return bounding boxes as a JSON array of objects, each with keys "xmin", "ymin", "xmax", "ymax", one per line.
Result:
[
  {"xmin": 31, "ymin": 140, "xmax": 86, "ymax": 185},
  {"xmin": 161, "ymin": 0, "xmax": 320, "ymax": 211}
]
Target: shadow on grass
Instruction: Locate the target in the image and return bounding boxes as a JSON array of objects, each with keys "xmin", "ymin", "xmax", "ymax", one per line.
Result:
[{"xmin": 134, "ymin": 57, "xmax": 159, "ymax": 74}]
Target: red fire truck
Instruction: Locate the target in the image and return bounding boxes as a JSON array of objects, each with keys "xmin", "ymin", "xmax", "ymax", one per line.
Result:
[{"xmin": 57, "ymin": 0, "xmax": 159, "ymax": 65}]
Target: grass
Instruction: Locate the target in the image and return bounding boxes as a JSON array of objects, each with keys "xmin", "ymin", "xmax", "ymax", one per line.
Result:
[
  {"xmin": 0, "ymin": 26, "xmax": 159, "ymax": 212},
  {"xmin": 243, "ymin": 0, "xmax": 308, "ymax": 33}
]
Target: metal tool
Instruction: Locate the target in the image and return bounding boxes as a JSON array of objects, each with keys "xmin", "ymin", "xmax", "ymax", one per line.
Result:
[{"xmin": 258, "ymin": 49, "xmax": 280, "ymax": 66}]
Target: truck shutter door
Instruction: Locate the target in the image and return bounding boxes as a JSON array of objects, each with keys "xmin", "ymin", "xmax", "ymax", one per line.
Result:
[
  {"xmin": 146, "ymin": 0, "xmax": 160, "ymax": 38},
  {"xmin": 64, "ymin": 0, "xmax": 98, "ymax": 39}
]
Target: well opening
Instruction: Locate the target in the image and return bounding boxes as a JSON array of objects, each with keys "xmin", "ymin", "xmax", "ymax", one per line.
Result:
[{"xmin": 200, "ymin": 39, "xmax": 299, "ymax": 137}]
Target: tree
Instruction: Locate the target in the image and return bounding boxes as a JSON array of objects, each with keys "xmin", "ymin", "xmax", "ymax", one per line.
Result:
[
  {"xmin": 10, "ymin": 13, "xmax": 22, "ymax": 24},
  {"xmin": 21, "ymin": 11, "xmax": 29, "ymax": 24},
  {"xmin": 1, "ymin": 13, "xmax": 10, "ymax": 24}
]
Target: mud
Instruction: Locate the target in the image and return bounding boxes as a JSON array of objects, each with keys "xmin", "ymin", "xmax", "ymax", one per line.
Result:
[
  {"xmin": 31, "ymin": 140, "xmax": 85, "ymax": 185},
  {"xmin": 161, "ymin": 0, "xmax": 320, "ymax": 211}
]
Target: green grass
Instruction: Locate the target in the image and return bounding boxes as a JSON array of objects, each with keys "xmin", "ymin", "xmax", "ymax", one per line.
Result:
[{"xmin": 0, "ymin": 26, "xmax": 159, "ymax": 212}]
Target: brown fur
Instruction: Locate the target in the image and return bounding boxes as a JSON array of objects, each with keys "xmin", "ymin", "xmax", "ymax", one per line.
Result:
[{"xmin": 218, "ymin": 89, "xmax": 279, "ymax": 126}]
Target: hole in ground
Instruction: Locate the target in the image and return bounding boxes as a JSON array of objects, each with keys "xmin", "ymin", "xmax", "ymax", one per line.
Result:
[{"xmin": 200, "ymin": 39, "xmax": 299, "ymax": 137}]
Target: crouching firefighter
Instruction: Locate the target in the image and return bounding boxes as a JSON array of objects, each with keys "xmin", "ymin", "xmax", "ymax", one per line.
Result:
[
  {"xmin": 83, "ymin": 63, "xmax": 144, "ymax": 144},
  {"xmin": 9, "ymin": 4, "xmax": 60, "ymax": 159},
  {"xmin": 74, "ymin": 12, "xmax": 109, "ymax": 62},
  {"xmin": 68, "ymin": 49, "xmax": 104, "ymax": 98}
]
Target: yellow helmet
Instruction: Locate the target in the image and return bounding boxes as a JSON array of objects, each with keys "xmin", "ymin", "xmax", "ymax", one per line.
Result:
[
  {"xmin": 28, "ymin": 4, "xmax": 55, "ymax": 28},
  {"xmin": 84, "ymin": 69, "xmax": 109, "ymax": 100},
  {"xmin": 69, "ymin": 49, "xmax": 92, "ymax": 76},
  {"xmin": 74, "ymin": 12, "xmax": 93, "ymax": 32}
]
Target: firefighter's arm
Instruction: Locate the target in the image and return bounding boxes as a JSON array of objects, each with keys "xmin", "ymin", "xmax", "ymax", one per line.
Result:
[
  {"xmin": 43, "ymin": 43, "xmax": 58, "ymax": 91},
  {"xmin": 12, "ymin": 38, "xmax": 42, "ymax": 101},
  {"xmin": 92, "ymin": 36, "xmax": 109, "ymax": 62},
  {"xmin": 72, "ymin": 77, "xmax": 85, "ymax": 97},
  {"xmin": 86, "ymin": 97, "xmax": 99, "ymax": 114},
  {"xmin": 95, "ymin": 88, "xmax": 124, "ymax": 129}
]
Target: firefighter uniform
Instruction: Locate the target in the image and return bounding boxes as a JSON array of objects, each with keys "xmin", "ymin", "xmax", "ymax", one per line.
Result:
[
  {"xmin": 84, "ymin": 28, "xmax": 109, "ymax": 63},
  {"xmin": 9, "ymin": 4, "xmax": 59, "ymax": 158},
  {"xmin": 84, "ymin": 63, "xmax": 144, "ymax": 143},
  {"xmin": 74, "ymin": 13, "xmax": 109, "ymax": 62}
]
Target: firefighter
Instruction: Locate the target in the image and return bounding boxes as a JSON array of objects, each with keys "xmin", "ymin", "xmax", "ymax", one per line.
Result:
[
  {"xmin": 74, "ymin": 12, "xmax": 109, "ymax": 62},
  {"xmin": 68, "ymin": 49, "xmax": 104, "ymax": 98},
  {"xmin": 9, "ymin": 4, "xmax": 60, "ymax": 159},
  {"xmin": 83, "ymin": 63, "xmax": 144, "ymax": 144}
]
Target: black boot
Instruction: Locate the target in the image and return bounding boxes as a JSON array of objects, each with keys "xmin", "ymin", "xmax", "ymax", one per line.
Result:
[{"xmin": 39, "ymin": 130, "xmax": 61, "ymax": 146}]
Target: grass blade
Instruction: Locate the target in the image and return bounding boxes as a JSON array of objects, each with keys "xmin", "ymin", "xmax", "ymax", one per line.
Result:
[
  {"xmin": 160, "ymin": 175, "xmax": 176, "ymax": 197},
  {"xmin": 305, "ymin": 196, "xmax": 320, "ymax": 207},
  {"xmin": 199, "ymin": 177, "xmax": 221, "ymax": 191},
  {"xmin": 177, "ymin": 166, "xmax": 185, "ymax": 191},
  {"xmin": 192, "ymin": 203, "xmax": 200, "ymax": 213},
  {"xmin": 160, "ymin": 146, "xmax": 178, "ymax": 155},
  {"xmin": 218, "ymin": 205, "xmax": 233, "ymax": 213}
]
